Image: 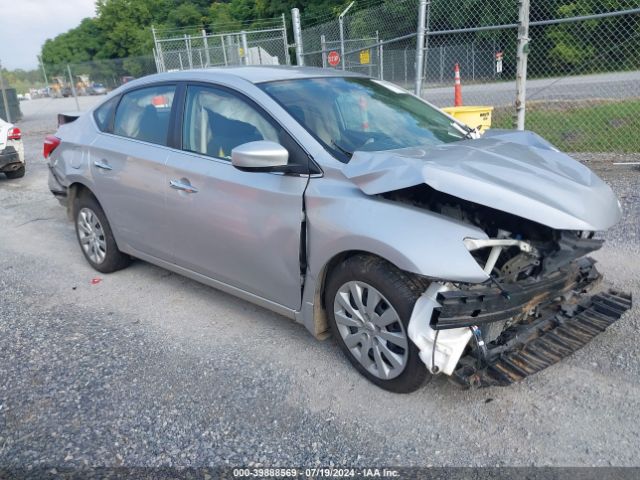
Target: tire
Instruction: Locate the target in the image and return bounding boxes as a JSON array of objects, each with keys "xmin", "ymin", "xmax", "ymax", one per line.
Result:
[
  {"xmin": 74, "ymin": 192, "xmax": 131, "ymax": 273},
  {"xmin": 325, "ymin": 254, "xmax": 430, "ymax": 393},
  {"xmin": 4, "ymin": 164, "xmax": 25, "ymax": 179}
]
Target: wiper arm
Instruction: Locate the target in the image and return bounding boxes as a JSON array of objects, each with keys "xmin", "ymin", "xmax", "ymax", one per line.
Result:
[
  {"xmin": 451, "ymin": 121, "xmax": 481, "ymax": 139},
  {"xmin": 331, "ymin": 140, "xmax": 353, "ymax": 158}
]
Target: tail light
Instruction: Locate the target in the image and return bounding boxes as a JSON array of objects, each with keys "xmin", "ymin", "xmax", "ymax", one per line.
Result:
[
  {"xmin": 43, "ymin": 135, "xmax": 61, "ymax": 159},
  {"xmin": 7, "ymin": 127, "xmax": 21, "ymax": 140}
]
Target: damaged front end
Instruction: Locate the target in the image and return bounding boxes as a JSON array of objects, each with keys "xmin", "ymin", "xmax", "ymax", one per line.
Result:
[
  {"xmin": 391, "ymin": 185, "xmax": 632, "ymax": 388},
  {"xmin": 343, "ymin": 131, "xmax": 631, "ymax": 387},
  {"xmin": 410, "ymin": 257, "xmax": 631, "ymax": 388}
]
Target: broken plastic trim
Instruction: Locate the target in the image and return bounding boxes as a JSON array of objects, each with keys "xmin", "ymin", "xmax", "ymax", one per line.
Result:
[
  {"xmin": 463, "ymin": 237, "xmax": 537, "ymax": 254},
  {"xmin": 451, "ymin": 289, "xmax": 632, "ymax": 388},
  {"xmin": 407, "ymin": 283, "xmax": 472, "ymax": 375},
  {"xmin": 431, "ymin": 257, "xmax": 600, "ymax": 330}
]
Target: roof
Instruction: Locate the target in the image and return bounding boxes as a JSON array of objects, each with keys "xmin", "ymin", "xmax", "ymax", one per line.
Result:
[{"xmin": 132, "ymin": 66, "xmax": 365, "ymax": 87}]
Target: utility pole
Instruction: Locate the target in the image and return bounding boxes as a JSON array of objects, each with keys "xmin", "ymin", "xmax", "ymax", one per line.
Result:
[
  {"xmin": 515, "ymin": 0, "xmax": 530, "ymax": 130},
  {"xmin": 0, "ymin": 59, "xmax": 11, "ymax": 122}
]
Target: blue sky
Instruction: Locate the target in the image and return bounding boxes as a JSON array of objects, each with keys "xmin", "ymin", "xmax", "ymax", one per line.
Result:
[{"xmin": 0, "ymin": 0, "xmax": 96, "ymax": 70}]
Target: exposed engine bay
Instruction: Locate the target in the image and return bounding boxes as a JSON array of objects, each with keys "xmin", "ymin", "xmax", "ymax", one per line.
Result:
[{"xmin": 383, "ymin": 185, "xmax": 632, "ymax": 387}]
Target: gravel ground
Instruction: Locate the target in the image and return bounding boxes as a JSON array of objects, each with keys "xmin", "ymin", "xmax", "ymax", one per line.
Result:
[{"xmin": 1, "ymin": 97, "xmax": 639, "ymax": 470}]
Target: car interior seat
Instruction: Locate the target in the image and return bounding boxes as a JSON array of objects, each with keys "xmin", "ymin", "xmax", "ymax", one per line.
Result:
[
  {"xmin": 137, "ymin": 105, "xmax": 165, "ymax": 145},
  {"xmin": 205, "ymin": 108, "xmax": 263, "ymax": 158}
]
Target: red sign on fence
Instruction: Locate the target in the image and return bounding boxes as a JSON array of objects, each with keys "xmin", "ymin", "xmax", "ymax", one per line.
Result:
[{"xmin": 328, "ymin": 50, "xmax": 340, "ymax": 67}]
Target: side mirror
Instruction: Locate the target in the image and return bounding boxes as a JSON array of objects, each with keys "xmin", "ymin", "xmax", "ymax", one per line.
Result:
[{"xmin": 231, "ymin": 141, "xmax": 289, "ymax": 171}]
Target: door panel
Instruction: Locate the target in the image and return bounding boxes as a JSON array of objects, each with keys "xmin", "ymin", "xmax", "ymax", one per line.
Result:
[
  {"xmin": 89, "ymin": 84, "xmax": 176, "ymax": 260},
  {"xmin": 165, "ymin": 152, "xmax": 306, "ymax": 309},
  {"xmin": 90, "ymin": 136, "xmax": 171, "ymax": 259},
  {"xmin": 165, "ymin": 84, "xmax": 308, "ymax": 309}
]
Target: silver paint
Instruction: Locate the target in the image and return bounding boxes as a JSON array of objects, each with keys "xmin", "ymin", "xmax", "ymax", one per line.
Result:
[{"xmin": 46, "ymin": 67, "xmax": 623, "ymax": 341}]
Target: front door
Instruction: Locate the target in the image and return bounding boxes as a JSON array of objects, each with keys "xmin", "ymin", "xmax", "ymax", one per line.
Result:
[{"xmin": 165, "ymin": 84, "xmax": 308, "ymax": 309}]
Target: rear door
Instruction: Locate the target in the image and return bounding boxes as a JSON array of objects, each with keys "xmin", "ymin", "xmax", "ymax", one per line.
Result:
[
  {"xmin": 164, "ymin": 83, "xmax": 309, "ymax": 309},
  {"xmin": 90, "ymin": 84, "xmax": 176, "ymax": 260}
]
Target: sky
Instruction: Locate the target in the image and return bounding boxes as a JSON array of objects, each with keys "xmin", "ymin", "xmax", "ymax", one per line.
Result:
[{"xmin": 0, "ymin": 0, "xmax": 97, "ymax": 71}]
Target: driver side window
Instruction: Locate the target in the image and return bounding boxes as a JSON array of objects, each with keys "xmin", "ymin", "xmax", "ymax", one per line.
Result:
[{"xmin": 182, "ymin": 85, "xmax": 279, "ymax": 160}]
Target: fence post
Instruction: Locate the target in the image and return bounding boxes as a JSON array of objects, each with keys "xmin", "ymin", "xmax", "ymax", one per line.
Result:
[
  {"xmin": 38, "ymin": 55, "xmax": 49, "ymax": 88},
  {"xmin": 404, "ymin": 46, "xmax": 408, "ymax": 86},
  {"xmin": 156, "ymin": 40, "xmax": 166, "ymax": 72},
  {"xmin": 282, "ymin": 13, "xmax": 291, "ymax": 65},
  {"xmin": 291, "ymin": 8, "xmax": 304, "ymax": 66},
  {"xmin": 227, "ymin": 36, "xmax": 235, "ymax": 64},
  {"xmin": 375, "ymin": 31, "xmax": 380, "ymax": 77},
  {"xmin": 377, "ymin": 31, "xmax": 384, "ymax": 80},
  {"xmin": 422, "ymin": 1, "xmax": 431, "ymax": 86},
  {"xmin": 0, "ymin": 59, "xmax": 11, "ymax": 123},
  {"xmin": 221, "ymin": 36, "xmax": 228, "ymax": 66},
  {"xmin": 415, "ymin": 0, "xmax": 427, "ymax": 95},
  {"xmin": 321, "ymin": 35, "xmax": 327, "ymax": 68},
  {"xmin": 339, "ymin": 2, "xmax": 355, "ymax": 71},
  {"xmin": 202, "ymin": 29, "xmax": 210, "ymax": 67},
  {"xmin": 241, "ymin": 31, "xmax": 249, "ymax": 65},
  {"xmin": 151, "ymin": 25, "xmax": 161, "ymax": 73},
  {"xmin": 67, "ymin": 64, "xmax": 80, "ymax": 112},
  {"xmin": 471, "ymin": 42, "xmax": 475, "ymax": 80},
  {"xmin": 515, "ymin": 0, "xmax": 530, "ymax": 130}
]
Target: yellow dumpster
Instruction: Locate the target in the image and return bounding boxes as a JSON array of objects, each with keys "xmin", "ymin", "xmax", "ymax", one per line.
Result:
[{"xmin": 442, "ymin": 106, "xmax": 494, "ymax": 132}]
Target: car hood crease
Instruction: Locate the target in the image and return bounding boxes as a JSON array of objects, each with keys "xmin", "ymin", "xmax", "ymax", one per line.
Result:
[{"xmin": 342, "ymin": 130, "xmax": 621, "ymax": 231}]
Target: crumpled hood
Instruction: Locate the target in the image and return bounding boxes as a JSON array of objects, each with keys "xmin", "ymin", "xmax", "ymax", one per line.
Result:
[{"xmin": 342, "ymin": 130, "xmax": 621, "ymax": 231}]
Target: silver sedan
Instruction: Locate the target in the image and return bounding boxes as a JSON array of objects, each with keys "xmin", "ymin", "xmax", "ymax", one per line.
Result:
[{"xmin": 45, "ymin": 67, "xmax": 630, "ymax": 392}]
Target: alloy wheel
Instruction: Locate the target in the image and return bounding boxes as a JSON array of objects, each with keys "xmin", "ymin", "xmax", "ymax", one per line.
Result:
[{"xmin": 77, "ymin": 207, "xmax": 107, "ymax": 264}]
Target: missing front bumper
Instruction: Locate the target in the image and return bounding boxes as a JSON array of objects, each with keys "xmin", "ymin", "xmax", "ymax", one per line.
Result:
[
  {"xmin": 451, "ymin": 288, "xmax": 632, "ymax": 388},
  {"xmin": 408, "ymin": 257, "xmax": 632, "ymax": 385},
  {"xmin": 431, "ymin": 257, "xmax": 600, "ymax": 330}
]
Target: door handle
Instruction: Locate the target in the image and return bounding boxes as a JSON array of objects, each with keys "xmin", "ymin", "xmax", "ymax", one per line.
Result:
[
  {"xmin": 94, "ymin": 160, "xmax": 113, "ymax": 171},
  {"xmin": 169, "ymin": 179, "xmax": 198, "ymax": 193}
]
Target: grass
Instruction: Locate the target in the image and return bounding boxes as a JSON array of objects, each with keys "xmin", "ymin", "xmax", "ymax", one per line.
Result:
[{"xmin": 491, "ymin": 98, "xmax": 640, "ymax": 153}]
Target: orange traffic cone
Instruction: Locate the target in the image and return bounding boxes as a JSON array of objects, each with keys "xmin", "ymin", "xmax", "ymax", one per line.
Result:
[{"xmin": 454, "ymin": 63, "xmax": 462, "ymax": 106}]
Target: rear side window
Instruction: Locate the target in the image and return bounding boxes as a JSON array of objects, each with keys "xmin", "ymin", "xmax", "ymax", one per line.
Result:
[
  {"xmin": 113, "ymin": 85, "xmax": 176, "ymax": 145},
  {"xmin": 94, "ymin": 96, "xmax": 118, "ymax": 132}
]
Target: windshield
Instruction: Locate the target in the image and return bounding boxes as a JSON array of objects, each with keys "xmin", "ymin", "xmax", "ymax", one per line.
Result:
[{"xmin": 259, "ymin": 77, "xmax": 467, "ymax": 163}]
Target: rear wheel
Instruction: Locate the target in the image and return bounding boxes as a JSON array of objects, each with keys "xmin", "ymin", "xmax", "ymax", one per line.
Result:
[
  {"xmin": 325, "ymin": 255, "xmax": 430, "ymax": 393},
  {"xmin": 4, "ymin": 163, "xmax": 25, "ymax": 179},
  {"xmin": 74, "ymin": 193, "xmax": 131, "ymax": 273}
]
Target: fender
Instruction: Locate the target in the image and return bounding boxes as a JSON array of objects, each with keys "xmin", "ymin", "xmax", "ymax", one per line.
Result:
[{"xmin": 296, "ymin": 179, "xmax": 490, "ymax": 338}]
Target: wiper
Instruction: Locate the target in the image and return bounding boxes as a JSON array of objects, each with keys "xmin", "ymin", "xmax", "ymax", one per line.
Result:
[
  {"xmin": 331, "ymin": 140, "xmax": 353, "ymax": 158},
  {"xmin": 451, "ymin": 121, "xmax": 480, "ymax": 140}
]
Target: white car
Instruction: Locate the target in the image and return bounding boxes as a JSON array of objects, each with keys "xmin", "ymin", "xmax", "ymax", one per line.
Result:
[{"xmin": 0, "ymin": 118, "xmax": 25, "ymax": 178}]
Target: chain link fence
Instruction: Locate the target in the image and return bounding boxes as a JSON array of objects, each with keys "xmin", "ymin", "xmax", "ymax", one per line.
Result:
[
  {"xmin": 297, "ymin": 0, "xmax": 420, "ymax": 88},
  {"xmin": 294, "ymin": 0, "xmax": 640, "ymax": 153},
  {"xmin": 18, "ymin": 1, "xmax": 640, "ymax": 154},
  {"xmin": 32, "ymin": 56, "xmax": 157, "ymax": 99},
  {"xmin": 153, "ymin": 16, "xmax": 290, "ymax": 72}
]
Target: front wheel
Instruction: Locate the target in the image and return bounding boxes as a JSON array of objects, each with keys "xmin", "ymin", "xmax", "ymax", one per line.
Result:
[
  {"xmin": 74, "ymin": 192, "xmax": 131, "ymax": 273},
  {"xmin": 325, "ymin": 255, "xmax": 430, "ymax": 393}
]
